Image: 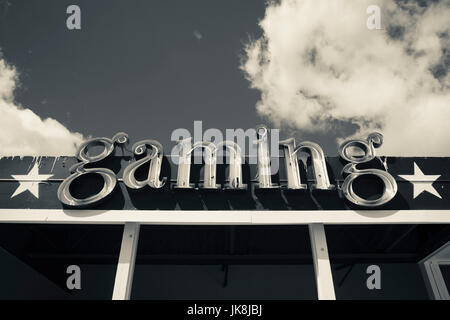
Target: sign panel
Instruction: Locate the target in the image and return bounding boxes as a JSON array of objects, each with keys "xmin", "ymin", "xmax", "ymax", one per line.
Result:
[{"xmin": 0, "ymin": 154, "xmax": 448, "ymax": 211}]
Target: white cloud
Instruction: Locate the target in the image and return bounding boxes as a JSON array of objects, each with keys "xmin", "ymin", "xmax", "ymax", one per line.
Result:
[
  {"xmin": 0, "ymin": 58, "xmax": 84, "ymax": 156},
  {"xmin": 241, "ymin": 0, "xmax": 450, "ymax": 156}
]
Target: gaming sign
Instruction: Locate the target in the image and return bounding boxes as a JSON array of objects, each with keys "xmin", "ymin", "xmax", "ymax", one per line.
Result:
[{"xmin": 0, "ymin": 125, "xmax": 448, "ymax": 211}]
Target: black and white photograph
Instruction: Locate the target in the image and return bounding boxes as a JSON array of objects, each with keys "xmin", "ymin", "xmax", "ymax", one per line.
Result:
[{"xmin": 0, "ymin": 0, "xmax": 449, "ymax": 307}]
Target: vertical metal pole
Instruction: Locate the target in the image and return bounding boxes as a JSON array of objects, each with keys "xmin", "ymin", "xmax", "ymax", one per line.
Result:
[
  {"xmin": 309, "ymin": 223, "xmax": 336, "ymax": 300},
  {"xmin": 112, "ymin": 222, "xmax": 140, "ymax": 300}
]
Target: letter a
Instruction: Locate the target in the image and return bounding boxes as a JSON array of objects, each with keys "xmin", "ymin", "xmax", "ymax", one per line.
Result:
[
  {"xmin": 66, "ymin": 265, "xmax": 81, "ymax": 290},
  {"xmin": 66, "ymin": 5, "xmax": 81, "ymax": 30},
  {"xmin": 366, "ymin": 265, "xmax": 381, "ymax": 290},
  {"xmin": 366, "ymin": 5, "xmax": 381, "ymax": 30}
]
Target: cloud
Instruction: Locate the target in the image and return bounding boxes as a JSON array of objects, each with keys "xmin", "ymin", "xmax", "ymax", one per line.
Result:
[
  {"xmin": 240, "ymin": 0, "xmax": 450, "ymax": 156},
  {"xmin": 0, "ymin": 58, "xmax": 84, "ymax": 156}
]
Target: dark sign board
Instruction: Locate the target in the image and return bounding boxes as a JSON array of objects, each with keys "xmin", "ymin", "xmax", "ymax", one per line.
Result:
[{"xmin": 0, "ymin": 155, "xmax": 448, "ymax": 211}]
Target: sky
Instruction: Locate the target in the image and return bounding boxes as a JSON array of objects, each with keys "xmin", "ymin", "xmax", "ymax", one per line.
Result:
[
  {"xmin": 0, "ymin": 0, "xmax": 449, "ymax": 156},
  {"xmin": 0, "ymin": 0, "xmax": 269, "ymax": 155}
]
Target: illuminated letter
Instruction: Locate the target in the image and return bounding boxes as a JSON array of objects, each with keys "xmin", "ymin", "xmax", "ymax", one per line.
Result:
[
  {"xmin": 255, "ymin": 125, "xmax": 278, "ymax": 189},
  {"xmin": 280, "ymin": 138, "xmax": 333, "ymax": 190},
  {"xmin": 216, "ymin": 141, "xmax": 246, "ymax": 190},
  {"xmin": 174, "ymin": 137, "xmax": 193, "ymax": 188},
  {"xmin": 339, "ymin": 132, "xmax": 397, "ymax": 207},
  {"xmin": 123, "ymin": 139, "xmax": 166, "ymax": 189},
  {"xmin": 280, "ymin": 138, "xmax": 306, "ymax": 190},
  {"xmin": 174, "ymin": 138, "xmax": 219, "ymax": 189},
  {"xmin": 57, "ymin": 132, "xmax": 128, "ymax": 207}
]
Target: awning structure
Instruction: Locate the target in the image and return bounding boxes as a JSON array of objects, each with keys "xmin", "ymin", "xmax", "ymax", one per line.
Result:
[{"xmin": 0, "ymin": 155, "xmax": 449, "ymax": 300}]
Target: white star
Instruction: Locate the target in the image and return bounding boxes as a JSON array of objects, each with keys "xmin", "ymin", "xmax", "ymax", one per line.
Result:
[
  {"xmin": 11, "ymin": 163, "xmax": 54, "ymax": 199},
  {"xmin": 398, "ymin": 162, "xmax": 442, "ymax": 199}
]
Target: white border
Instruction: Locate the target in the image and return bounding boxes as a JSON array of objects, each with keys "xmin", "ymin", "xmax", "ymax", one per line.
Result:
[{"xmin": 0, "ymin": 209, "xmax": 448, "ymax": 225}]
